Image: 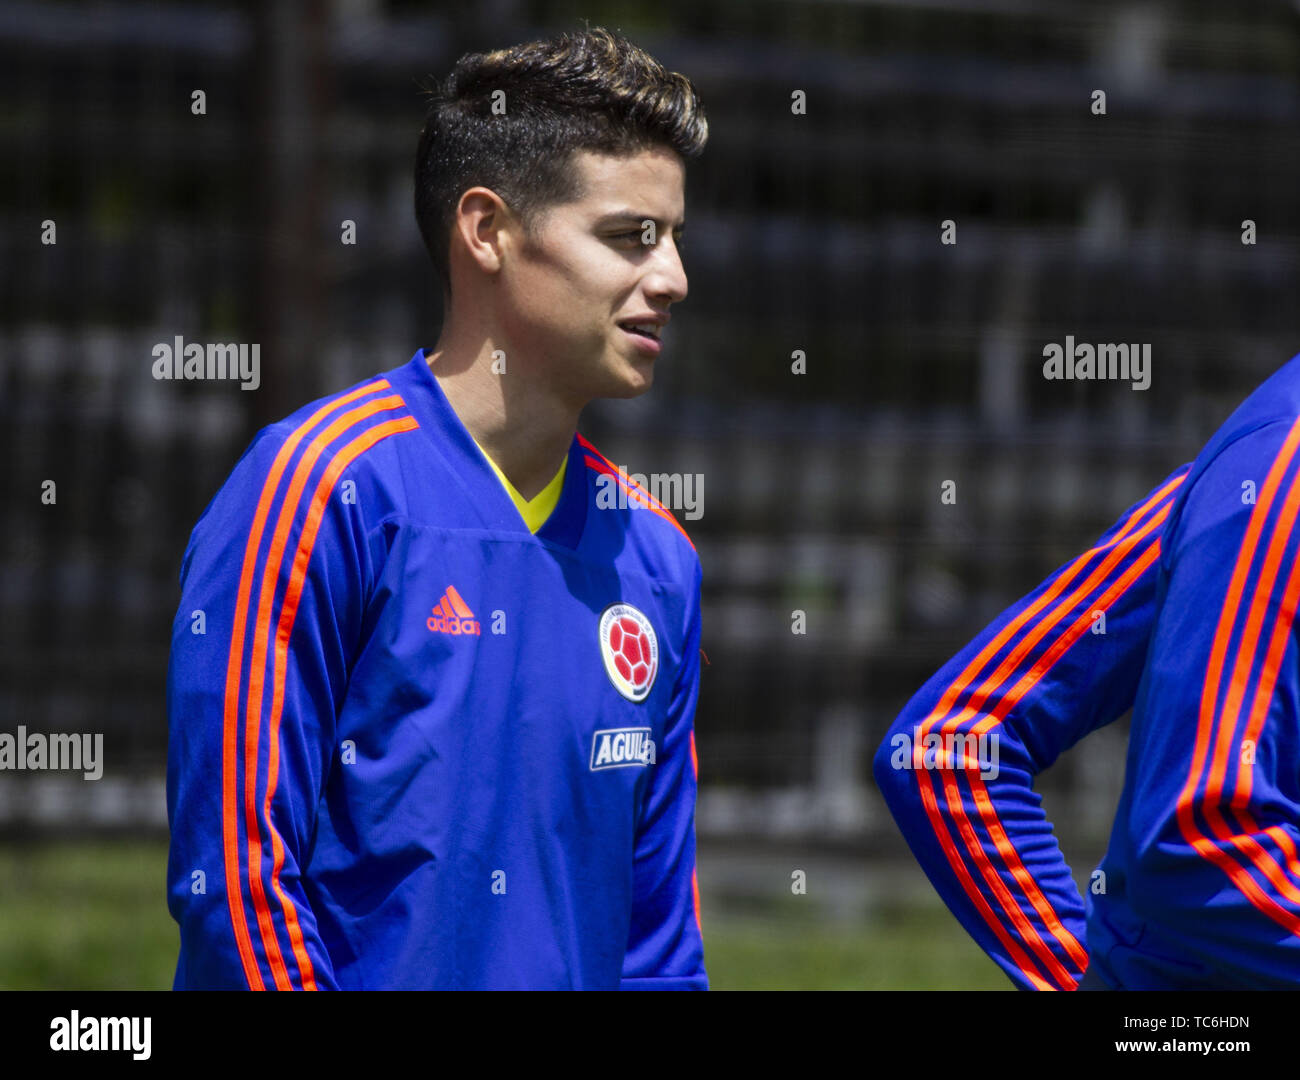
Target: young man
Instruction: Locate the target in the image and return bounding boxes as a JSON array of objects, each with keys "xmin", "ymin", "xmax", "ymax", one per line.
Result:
[
  {"xmin": 875, "ymin": 353, "xmax": 1300, "ymax": 990},
  {"xmin": 166, "ymin": 27, "xmax": 709, "ymax": 990}
]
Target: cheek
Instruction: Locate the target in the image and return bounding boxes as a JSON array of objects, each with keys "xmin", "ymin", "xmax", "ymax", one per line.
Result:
[
  {"xmin": 509, "ymin": 240, "xmax": 626, "ymax": 341},
  {"xmin": 522, "ymin": 261, "xmax": 585, "ymax": 320},
  {"xmin": 505, "ymin": 266, "xmax": 567, "ymax": 335}
]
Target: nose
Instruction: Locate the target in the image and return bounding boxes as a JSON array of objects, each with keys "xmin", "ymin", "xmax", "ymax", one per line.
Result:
[{"xmin": 645, "ymin": 232, "xmax": 688, "ymax": 305}]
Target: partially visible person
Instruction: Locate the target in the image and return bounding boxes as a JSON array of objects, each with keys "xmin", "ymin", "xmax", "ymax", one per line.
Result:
[{"xmin": 876, "ymin": 352, "xmax": 1300, "ymax": 989}]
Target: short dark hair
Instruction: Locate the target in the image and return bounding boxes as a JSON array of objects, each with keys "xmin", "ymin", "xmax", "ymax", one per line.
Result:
[{"xmin": 414, "ymin": 25, "xmax": 708, "ymax": 298}]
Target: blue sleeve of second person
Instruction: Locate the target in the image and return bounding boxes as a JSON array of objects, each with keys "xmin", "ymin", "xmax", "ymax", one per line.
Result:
[
  {"xmin": 1109, "ymin": 419, "xmax": 1300, "ymax": 986},
  {"xmin": 873, "ymin": 463, "xmax": 1192, "ymax": 990}
]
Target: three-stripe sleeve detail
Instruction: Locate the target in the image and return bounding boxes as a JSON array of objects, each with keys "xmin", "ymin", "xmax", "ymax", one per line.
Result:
[
  {"xmin": 909, "ymin": 469, "xmax": 1187, "ymax": 990},
  {"xmin": 220, "ymin": 379, "xmax": 418, "ymax": 989},
  {"xmin": 1178, "ymin": 416, "xmax": 1300, "ymax": 937}
]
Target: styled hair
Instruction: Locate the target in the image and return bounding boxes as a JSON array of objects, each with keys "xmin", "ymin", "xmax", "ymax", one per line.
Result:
[{"xmin": 414, "ymin": 25, "xmax": 708, "ymax": 298}]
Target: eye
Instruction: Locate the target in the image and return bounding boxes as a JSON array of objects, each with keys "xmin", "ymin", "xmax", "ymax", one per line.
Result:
[{"xmin": 606, "ymin": 229, "xmax": 684, "ymax": 251}]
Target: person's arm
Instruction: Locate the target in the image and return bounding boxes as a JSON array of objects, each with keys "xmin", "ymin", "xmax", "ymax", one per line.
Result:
[
  {"xmin": 1117, "ymin": 419, "xmax": 1300, "ymax": 984},
  {"xmin": 167, "ymin": 395, "xmax": 416, "ymax": 989},
  {"xmin": 621, "ymin": 558, "xmax": 708, "ymax": 990},
  {"xmin": 873, "ymin": 463, "xmax": 1192, "ymax": 990}
]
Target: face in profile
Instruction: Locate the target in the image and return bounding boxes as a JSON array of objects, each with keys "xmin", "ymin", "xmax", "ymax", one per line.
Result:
[{"xmin": 496, "ymin": 145, "xmax": 688, "ymax": 404}]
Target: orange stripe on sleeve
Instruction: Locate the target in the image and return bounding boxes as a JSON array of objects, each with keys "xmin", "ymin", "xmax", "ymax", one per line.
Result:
[
  {"xmin": 910, "ymin": 762, "xmax": 1057, "ymax": 990},
  {"xmin": 221, "ymin": 378, "xmax": 393, "ymax": 990},
  {"xmin": 1211, "ymin": 463, "xmax": 1300, "ymax": 895},
  {"xmin": 692, "ymin": 868, "xmax": 702, "ymax": 936},
  {"xmin": 949, "ymin": 539, "xmax": 1163, "ymax": 982},
  {"xmin": 911, "ymin": 478, "xmax": 1183, "ymax": 988},
  {"xmin": 1178, "ymin": 416, "xmax": 1300, "ymax": 931},
  {"xmin": 261, "ymin": 413, "xmax": 420, "ymax": 989},
  {"xmin": 927, "ymin": 471, "xmax": 1184, "ymax": 727},
  {"xmin": 242, "ymin": 393, "xmax": 409, "ymax": 989}
]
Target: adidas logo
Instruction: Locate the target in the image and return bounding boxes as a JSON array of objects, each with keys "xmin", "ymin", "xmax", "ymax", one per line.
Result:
[{"xmin": 426, "ymin": 585, "xmax": 481, "ymax": 636}]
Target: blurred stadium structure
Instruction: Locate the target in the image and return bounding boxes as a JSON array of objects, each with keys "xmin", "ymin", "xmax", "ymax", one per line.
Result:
[{"xmin": 1, "ymin": 0, "xmax": 1298, "ymax": 943}]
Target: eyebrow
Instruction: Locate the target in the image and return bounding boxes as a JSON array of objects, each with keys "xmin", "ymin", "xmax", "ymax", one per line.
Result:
[{"xmin": 594, "ymin": 211, "xmax": 686, "ymax": 232}]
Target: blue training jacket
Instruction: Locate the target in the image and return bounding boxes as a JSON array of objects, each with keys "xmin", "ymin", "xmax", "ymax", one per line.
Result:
[
  {"xmin": 166, "ymin": 349, "xmax": 707, "ymax": 990},
  {"xmin": 875, "ymin": 352, "xmax": 1300, "ymax": 990}
]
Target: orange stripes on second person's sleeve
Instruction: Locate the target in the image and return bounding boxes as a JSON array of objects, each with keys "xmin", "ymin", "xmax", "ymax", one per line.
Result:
[
  {"xmin": 909, "ymin": 468, "xmax": 1187, "ymax": 990},
  {"xmin": 1178, "ymin": 415, "xmax": 1300, "ymax": 937}
]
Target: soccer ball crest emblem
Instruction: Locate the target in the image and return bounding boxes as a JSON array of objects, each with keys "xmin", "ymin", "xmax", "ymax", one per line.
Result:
[{"xmin": 599, "ymin": 604, "xmax": 659, "ymax": 703}]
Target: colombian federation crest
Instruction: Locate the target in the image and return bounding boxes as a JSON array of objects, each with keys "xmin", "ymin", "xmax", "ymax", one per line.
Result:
[{"xmin": 599, "ymin": 604, "xmax": 659, "ymax": 703}]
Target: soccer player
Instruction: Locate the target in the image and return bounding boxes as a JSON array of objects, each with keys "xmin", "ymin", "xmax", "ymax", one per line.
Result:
[
  {"xmin": 166, "ymin": 26, "xmax": 709, "ymax": 990},
  {"xmin": 874, "ymin": 353, "xmax": 1300, "ymax": 989}
]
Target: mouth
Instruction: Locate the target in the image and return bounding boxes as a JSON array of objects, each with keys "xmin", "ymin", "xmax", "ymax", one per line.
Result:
[
  {"xmin": 617, "ymin": 320, "xmax": 661, "ymax": 341},
  {"xmin": 617, "ymin": 320, "xmax": 662, "ymax": 355}
]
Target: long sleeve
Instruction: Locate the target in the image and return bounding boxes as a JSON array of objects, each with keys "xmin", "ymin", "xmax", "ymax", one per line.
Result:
[
  {"xmin": 167, "ymin": 390, "xmax": 416, "ymax": 990},
  {"xmin": 621, "ymin": 558, "xmax": 708, "ymax": 990},
  {"xmin": 1105, "ymin": 417, "xmax": 1300, "ymax": 985},
  {"xmin": 873, "ymin": 463, "xmax": 1192, "ymax": 990}
]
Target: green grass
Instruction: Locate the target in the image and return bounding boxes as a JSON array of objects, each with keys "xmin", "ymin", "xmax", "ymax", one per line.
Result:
[
  {"xmin": 0, "ymin": 839, "xmax": 177, "ymax": 990},
  {"xmin": 701, "ymin": 907, "xmax": 1009, "ymax": 990},
  {"xmin": 0, "ymin": 840, "xmax": 1008, "ymax": 989}
]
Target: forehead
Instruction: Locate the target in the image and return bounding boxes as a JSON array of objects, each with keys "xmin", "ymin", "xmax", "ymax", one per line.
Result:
[{"xmin": 565, "ymin": 146, "xmax": 685, "ymax": 219}]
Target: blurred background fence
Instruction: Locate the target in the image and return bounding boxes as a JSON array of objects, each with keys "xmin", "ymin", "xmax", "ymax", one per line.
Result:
[{"xmin": 1, "ymin": 0, "xmax": 1297, "ymax": 987}]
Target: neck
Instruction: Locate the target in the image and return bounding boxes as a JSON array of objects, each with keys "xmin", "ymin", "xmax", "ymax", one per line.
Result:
[{"xmin": 426, "ymin": 318, "xmax": 580, "ymax": 501}]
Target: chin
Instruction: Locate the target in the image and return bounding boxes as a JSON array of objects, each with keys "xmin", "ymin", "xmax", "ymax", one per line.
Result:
[
  {"xmin": 595, "ymin": 360, "xmax": 654, "ymax": 399},
  {"xmin": 619, "ymin": 367, "xmax": 655, "ymax": 398}
]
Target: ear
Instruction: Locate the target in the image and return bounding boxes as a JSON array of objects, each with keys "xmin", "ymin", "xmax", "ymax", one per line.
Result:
[{"xmin": 451, "ymin": 186, "xmax": 510, "ymax": 276}]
